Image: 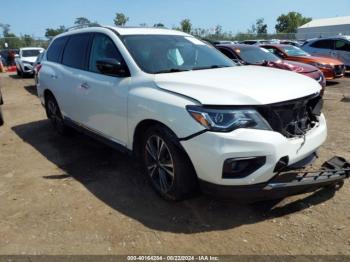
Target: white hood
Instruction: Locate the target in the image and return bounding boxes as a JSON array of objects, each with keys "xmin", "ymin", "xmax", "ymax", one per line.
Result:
[
  {"xmin": 21, "ymin": 57, "xmax": 38, "ymax": 63},
  {"xmin": 154, "ymin": 66, "xmax": 321, "ymax": 105}
]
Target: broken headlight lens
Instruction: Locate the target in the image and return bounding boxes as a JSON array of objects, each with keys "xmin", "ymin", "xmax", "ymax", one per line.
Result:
[{"xmin": 186, "ymin": 105, "xmax": 272, "ymax": 132}]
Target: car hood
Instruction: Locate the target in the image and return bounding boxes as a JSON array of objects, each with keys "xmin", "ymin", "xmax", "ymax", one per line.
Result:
[
  {"xmin": 289, "ymin": 55, "xmax": 343, "ymax": 65},
  {"xmin": 154, "ymin": 66, "xmax": 321, "ymax": 105},
  {"xmin": 271, "ymin": 60, "xmax": 319, "ymax": 73}
]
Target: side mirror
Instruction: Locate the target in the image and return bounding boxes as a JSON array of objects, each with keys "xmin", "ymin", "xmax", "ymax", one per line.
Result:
[
  {"xmin": 14, "ymin": 54, "xmax": 19, "ymax": 58},
  {"xmin": 96, "ymin": 59, "xmax": 130, "ymax": 77}
]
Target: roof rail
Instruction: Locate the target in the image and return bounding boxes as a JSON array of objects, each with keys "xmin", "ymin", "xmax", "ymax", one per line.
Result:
[{"xmin": 65, "ymin": 23, "xmax": 102, "ymax": 32}]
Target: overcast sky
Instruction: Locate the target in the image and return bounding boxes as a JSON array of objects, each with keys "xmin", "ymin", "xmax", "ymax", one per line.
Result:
[{"xmin": 2, "ymin": 0, "xmax": 350, "ymax": 38}]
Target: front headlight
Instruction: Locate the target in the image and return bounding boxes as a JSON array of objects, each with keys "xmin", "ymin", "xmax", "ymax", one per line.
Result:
[
  {"xmin": 186, "ymin": 105, "xmax": 272, "ymax": 132},
  {"xmin": 310, "ymin": 62, "xmax": 333, "ymax": 69}
]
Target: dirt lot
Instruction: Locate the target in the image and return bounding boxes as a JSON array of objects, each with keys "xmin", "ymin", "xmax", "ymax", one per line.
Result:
[{"xmin": 0, "ymin": 72, "xmax": 349, "ymax": 255}]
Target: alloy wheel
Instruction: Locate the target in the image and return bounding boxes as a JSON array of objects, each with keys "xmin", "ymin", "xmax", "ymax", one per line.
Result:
[{"xmin": 145, "ymin": 135, "xmax": 175, "ymax": 193}]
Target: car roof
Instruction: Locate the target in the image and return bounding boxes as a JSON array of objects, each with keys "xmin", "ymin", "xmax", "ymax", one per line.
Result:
[
  {"xmin": 217, "ymin": 44, "xmax": 262, "ymax": 49},
  {"xmin": 59, "ymin": 26, "xmax": 191, "ymax": 37},
  {"xmin": 260, "ymin": 44, "xmax": 293, "ymax": 48},
  {"xmin": 306, "ymin": 36, "xmax": 350, "ymax": 42}
]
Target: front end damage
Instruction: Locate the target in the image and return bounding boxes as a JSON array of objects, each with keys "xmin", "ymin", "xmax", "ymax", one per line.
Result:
[{"xmin": 200, "ymin": 156, "xmax": 350, "ymax": 202}]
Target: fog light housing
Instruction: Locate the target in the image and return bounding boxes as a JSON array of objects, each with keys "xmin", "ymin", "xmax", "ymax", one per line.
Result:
[{"xmin": 222, "ymin": 156, "xmax": 266, "ymax": 179}]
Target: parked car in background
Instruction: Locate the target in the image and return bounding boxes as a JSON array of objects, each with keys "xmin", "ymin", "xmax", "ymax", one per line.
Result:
[
  {"xmin": 261, "ymin": 44, "xmax": 345, "ymax": 80},
  {"xmin": 34, "ymin": 51, "xmax": 45, "ymax": 86},
  {"xmin": 0, "ymin": 87, "xmax": 4, "ymax": 126},
  {"xmin": 279, "ymin": 40, "xmax": 301, "ymax": 47},
  {"xmin": 302, "ymin": 36, "xmax": 350, "ymax": 68},
  {"xmin": 216, "ymin": 44, "xmax": 326, "ymax": 88},
  {"xmin": 241, "ymin": 39, "xmax": 280, "ymax": 45},
  {"xmin": 15, "ymin": 47, "xmax": 44, "ymax": 77},
  {"xmin": 35, "ymin": 26, "xmax": 348, "ymax": 201}
]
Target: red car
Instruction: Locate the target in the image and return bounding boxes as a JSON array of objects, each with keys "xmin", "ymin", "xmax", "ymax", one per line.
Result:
[
  {"xmin": 216, "ymin": 44, "xmax": 326, "ymax": 89},
  {"xmin": 260, "ymin": 44, "xmax": 345, "ymax": 80}
]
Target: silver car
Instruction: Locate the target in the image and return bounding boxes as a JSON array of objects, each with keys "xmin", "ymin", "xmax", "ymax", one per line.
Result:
[{"xmin": 302, "ymin": 36, "xmax": 350, "ymax": 68}]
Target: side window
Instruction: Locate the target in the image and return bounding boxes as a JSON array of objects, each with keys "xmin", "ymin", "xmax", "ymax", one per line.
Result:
[
  {"xmin": 335, "ymin": 40, "xmax": 350, "ymax": 51},
  {"xmin": 47, "ymin": 36, "xmax": 68, "ymax": 63},
  {"xmin": 266, "ymin": 47, "xmax": 284, "ymax": 58},
  {"xmin": 218, "ymin": 48, "xmax": 237, "ymax": 60},
  {"xmin": 89, "ymin": 33, "xmax": 124, "ymax": 73},
  {"xmin": 62, "ymin": 33, "xmax": 91, "ymax": 69},
  {"xmin": 310, "ymin": 40, "xmax": 334, "ymax": 49}
]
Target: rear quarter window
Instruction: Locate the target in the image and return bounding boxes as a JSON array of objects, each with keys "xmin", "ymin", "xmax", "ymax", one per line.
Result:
[{"xmin": 47, "ymin": 36, "xmax": 68, "ymax": 63}]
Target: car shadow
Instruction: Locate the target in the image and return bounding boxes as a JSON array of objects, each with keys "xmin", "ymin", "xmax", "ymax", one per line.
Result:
[
  {"xmin": 326, "ymin": 81, "xmax": 340, "ymax": 87},
  {"xmin": 9, "ymin": 74, "xmax": 33, "ymax": 80},
  {"xmin": 23, "ymin": 85, "xmax": 38, "ymax": 96},
  {"xmin": 11, "ymin": 120, "xmax": 337, "ymax": 233}
]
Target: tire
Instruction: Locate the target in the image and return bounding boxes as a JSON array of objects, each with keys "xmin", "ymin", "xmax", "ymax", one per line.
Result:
[
  {"xmin": 45, "ymin": 94, "xmax": 70, "ymax": 135},
  {"xmin": 325, "ymin": 180, "xmax": 344, "ymax": 191},
  {"xmin": 140, "ymin": 125, "xmax": 198, "ymax": 201},
  {"xmin": 0, "ymin": 106, "xmax": 4, "ymax": 126},
  {"xmin": 17, "ymin": 68, "xmax": 23, "ymax": 78}
]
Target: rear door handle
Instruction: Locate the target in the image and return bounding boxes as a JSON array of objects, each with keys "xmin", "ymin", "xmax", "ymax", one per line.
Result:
[
  {"xmin": 80, "ymin": 82, "xmax": 90, "ymax": 90},
  {"xmin": 50, "ymin": 74, "xmax": 58, "ymax": 79}
]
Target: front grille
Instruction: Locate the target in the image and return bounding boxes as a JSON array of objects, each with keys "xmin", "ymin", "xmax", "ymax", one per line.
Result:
[
  {"xmin": 334, "ymin": 65, "xmax": 345, "ymax": 75},
  {"xmin": 258, "ymin": 95, "xmax": 323, "ymax": 138}
]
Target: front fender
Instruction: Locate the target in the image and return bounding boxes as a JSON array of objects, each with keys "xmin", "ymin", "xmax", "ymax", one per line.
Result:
[{"xmin": 127, "ymin": 86, "xmax": 203, "ymax": 149}]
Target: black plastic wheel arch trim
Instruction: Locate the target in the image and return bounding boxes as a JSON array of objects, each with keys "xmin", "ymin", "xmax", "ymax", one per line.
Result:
[{"xmin": 179, "ymin": 129, "xmax": 208, "ymax": 141}]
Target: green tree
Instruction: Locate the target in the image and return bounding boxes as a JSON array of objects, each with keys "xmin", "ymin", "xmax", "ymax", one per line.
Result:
[
  {"xmin": 0, "ymin": 23, "xmax": 11, "ymax": 37},
  {"xmin": 22, "ymin": 34, "xmax": 34, "ymax": 47},
  {"xmin": 180, "ymin": 19, "xmax": 192, "ymax": 33},
  {"xmin": 256, "ymin": 18, "xmax": 268, "ymax": 35},
  {"xmin": 153, "ymin": 23, "xmax": 165, "ymax": 28},
  {"xmin": 275, "ymin": 12, "xmax": 312, "ymax": 33},
  {"xmin": 74, "ymin": 17, "xmax": 91, "ymax": 26},
  {"xmin": 114, "ymin": 13, "xmax": 129, "ymax": 26},
  {"xmin": 45, "ymin": 26, "xmax": 66, "ymax": 39}
]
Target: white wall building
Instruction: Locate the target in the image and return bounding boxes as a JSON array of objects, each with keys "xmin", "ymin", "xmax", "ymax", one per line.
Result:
[{"xmin": 297, "ymin": 16, "xmax": 350, "ymax": 40}]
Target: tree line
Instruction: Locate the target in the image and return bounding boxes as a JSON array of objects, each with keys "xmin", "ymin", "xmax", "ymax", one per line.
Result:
[{"xmin": 0, "ymin": 11, "xmax": 312, "ymax": 49}]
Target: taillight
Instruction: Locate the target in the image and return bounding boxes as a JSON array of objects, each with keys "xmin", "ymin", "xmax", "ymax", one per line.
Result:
[{"xmin": 36, "ymin": 64, "xmax": 42, "ymax": 74}]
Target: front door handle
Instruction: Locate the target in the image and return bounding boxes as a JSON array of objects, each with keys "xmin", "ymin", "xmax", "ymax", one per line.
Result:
[
  {"xmin": 50, "ymin": 74, "xmax": 58, "ymax": 79},
  {"xmin": 80, "ymin": 83, "xmax": 90, "ymax": 90}
]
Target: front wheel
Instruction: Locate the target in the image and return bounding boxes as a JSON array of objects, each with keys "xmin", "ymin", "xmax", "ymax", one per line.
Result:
[{"xmin": 141, "ymin": 125, "xmax": 198, "ymax": 201}]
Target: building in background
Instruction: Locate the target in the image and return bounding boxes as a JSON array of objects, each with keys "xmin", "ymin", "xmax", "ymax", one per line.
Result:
[{"xmin": 297, "ymin": 16, "xmax": 350, "ymax": 40}]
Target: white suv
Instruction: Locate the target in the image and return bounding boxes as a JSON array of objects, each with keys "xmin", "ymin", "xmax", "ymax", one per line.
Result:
[
  {"xmin": 37, "ymin": 26, "xmax": 347, "ymax": 201},
  {"xmin": 15, "ymin": 47, "xmax": 44, "ymax": 77}
]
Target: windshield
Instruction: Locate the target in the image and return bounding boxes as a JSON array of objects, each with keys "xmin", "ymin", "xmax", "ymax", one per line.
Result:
[
  {"xmin": 122, "ymin": 35, "xmax": 235, "ymax": 74},
  {"xmin": 22, "ymin": 49, "xmax": 41, "ymax": 57},
  {"xmin": 238, "ymin": 47, "xmax": 280, "ymax": 64},
  {"xmin": 281, "ymin": 46, "xmax": 310, "ymax": 57}
]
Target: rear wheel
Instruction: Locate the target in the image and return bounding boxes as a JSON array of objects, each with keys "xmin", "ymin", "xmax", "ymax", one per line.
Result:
[
  {"xmin": 45, "ymin": 94, "xmax": 69, "ymax": 135},
  {"xmin": 141, "ymin": 125, "xmax": 198, "ymax": 201}
]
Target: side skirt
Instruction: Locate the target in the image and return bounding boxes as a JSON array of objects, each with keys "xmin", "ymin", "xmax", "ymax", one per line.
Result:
[{"xmin": 64, "ymin": 117, "xmax": 132, "ymax": 156}]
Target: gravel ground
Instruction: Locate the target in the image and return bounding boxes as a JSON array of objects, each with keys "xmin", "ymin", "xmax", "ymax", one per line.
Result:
[{"xmin": 0, "ymin": 72, "xmax": 349, "ymax": 255}]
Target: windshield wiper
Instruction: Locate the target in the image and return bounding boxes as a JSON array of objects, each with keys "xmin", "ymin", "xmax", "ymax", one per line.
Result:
[
  {"xmin": 192, "ymin": 65, "xmax": 231, "ymax": 71},
  {"xmin": 154, "ymin": 68, "xmax": 190, "ymax": 74}
]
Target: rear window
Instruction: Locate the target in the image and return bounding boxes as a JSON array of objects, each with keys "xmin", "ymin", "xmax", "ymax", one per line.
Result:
[
  {"xmin": 47, "ymin": 36, "xmax": 68, "ymax": 63},
  {"xmin": 62, "ymin": 33, "xmax": 91, "ymax": 69}
]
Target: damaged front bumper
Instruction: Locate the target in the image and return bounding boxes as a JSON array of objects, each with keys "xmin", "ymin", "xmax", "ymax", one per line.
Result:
[{"xmin": 200, "ymin": 156, "xmax": 350, "ymax": 202}]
